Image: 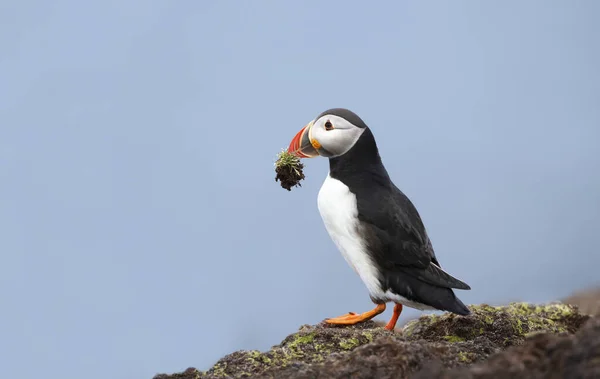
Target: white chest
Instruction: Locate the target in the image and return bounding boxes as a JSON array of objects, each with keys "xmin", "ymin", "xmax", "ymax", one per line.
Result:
[{"xmin": 317, "ymin": 175, "xmax": 383, "ymax": 298}]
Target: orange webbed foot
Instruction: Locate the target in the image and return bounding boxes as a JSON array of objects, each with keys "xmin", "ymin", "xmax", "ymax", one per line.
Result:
[{"xmin": 324, "ymin": 304, "xmax": 386, "ymax": 326}]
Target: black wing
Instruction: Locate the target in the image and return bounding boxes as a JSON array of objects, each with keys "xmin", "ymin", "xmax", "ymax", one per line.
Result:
[{"xmin": 356, "ymin": 184, "xmax": 471, "ymax": 290}]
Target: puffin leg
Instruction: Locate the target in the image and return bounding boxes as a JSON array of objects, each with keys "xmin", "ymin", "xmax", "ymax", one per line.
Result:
[
  {"xmin": 324, "ymin": 303, "xmax": 386, "ymax": 325},
  {"xmin": 384, "ymin": 303, "xmax": 403, "ymax": 330}
]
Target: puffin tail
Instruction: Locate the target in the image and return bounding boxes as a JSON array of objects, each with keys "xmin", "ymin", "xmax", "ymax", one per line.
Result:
[
  {"xmin": 444, "ymin": 292, "xmax": 471, "ymax": 316},
  {"xmin": 420, "ymin": 284, "xmax": 471, "ymax": 316},
  {"xmin": 387, "ymin": 273, "xmax": 471, "ymax": 316}
]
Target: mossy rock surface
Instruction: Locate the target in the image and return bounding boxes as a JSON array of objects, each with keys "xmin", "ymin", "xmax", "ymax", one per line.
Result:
[
  {"xmin": 196, "ymin": 321, "xmax": 391, "ymax": 378},
  {"xmin": 153, "ymin": 302, "xmax": 595, "ymax": 379},
  {"xmin": 403, "ymin": 302, "xmax": 589, "ymax": 348},
  {"xmin": 563, "ymin": 287, "xmax": 600, "ymax": 316},
  {"xmin": 413, "ymin": 316, "xmax": 600, "ymax": 379}
]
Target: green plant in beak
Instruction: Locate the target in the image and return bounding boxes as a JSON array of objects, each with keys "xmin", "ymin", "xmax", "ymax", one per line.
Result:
[{"xmin": 275, "ymin": 149, "xmax": 305, "ymax": 191}]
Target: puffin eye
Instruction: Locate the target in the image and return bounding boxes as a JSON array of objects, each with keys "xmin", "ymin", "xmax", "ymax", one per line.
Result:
[{"xmin": 324, "ymin": 120, "xmax": 334, "ymax": 131}]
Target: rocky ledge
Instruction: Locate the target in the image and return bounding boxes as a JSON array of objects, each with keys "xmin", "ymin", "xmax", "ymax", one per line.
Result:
[{"xmin": 153, "ymin": 298, "xmax": 600, "ymax": 379}]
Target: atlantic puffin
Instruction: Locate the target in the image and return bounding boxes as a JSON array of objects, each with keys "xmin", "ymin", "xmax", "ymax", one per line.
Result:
[{"xmin": 287, "ymin": 108, "xmax": 471, "ymax": 330}]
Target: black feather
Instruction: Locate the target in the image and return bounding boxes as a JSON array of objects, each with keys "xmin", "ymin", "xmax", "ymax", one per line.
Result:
[{"xmin": 385, "ymin": 272, "xmax": 471, "ymax": 315}]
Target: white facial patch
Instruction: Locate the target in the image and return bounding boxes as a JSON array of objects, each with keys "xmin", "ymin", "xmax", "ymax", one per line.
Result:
[{"xmin": 310, "ymin": 115, "xmax": 365, "ymax": 157}]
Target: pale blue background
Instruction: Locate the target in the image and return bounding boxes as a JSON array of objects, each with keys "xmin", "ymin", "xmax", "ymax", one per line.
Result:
[{"xmin": 1, "ymin": 1, "xmax": 599, "ymax": 378}]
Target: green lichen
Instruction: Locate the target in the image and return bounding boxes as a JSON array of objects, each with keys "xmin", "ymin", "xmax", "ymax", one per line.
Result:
[
  {"xmin": 269, "ymin": 350, "xmax": 292, "ymax": 366},
  {"xmin": 288, "ymin": 333, "xmax": 315, "ymax": 349},
  {"xmin": 204, "ymin": 324, "xmax": 387, "ymax": 377},
  {"xmin": 483, "ymin": 315, "xmax": 494, "ymax": 325},
  {"xmin": 162, "ymin": 303, "xmax": 591, "ymax": 379},
  {"xmin": 208, "ymin": 362, "xmax": 228, "ymax": 377},
  {"xmin": 339, "ymin": 338, "xmax": 360, "ymax": 350},
  {"xmin": 246, "ymin": 350, "xmax": 271, "ymax": 366},
  {"xmin": 402, "ymin": 320, "xmax": 419, "ymax": 336},
  {"xmin": 462, "ymin": 351, "xmax": 479, "ymax": 364},
  {"xmin": 443, "ymin": 335, "xmax": 465, "ymax": 343},
  {"xmin": 457, "ymin": 351, "xmax": 475, "ymax": 363},
  {"xmin": 403, "ymin": 314, "xmax": 436, "ymax": 337},
  {"xmin": 311, "ymin": 343, "xmax": 328, "ymax": 354},
  {"xmin": 503, "ymin": 302, "xmax": 577, "ymax": 336},
  {"xmin": 402, "ymin": 302, "xmax": 588, "ymax": 348}
]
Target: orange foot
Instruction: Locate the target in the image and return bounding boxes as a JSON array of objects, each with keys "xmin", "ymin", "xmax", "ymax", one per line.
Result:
[
  {"xmin": 324, "ymin": 303, "xmax": 386, "ymax": 326},
  {"xmin": 384, "ymin": 303, "xmax": 403, "ymax": 330}
]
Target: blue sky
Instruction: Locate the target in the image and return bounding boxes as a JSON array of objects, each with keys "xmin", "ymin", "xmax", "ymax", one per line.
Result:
[{"xmin": 1, "ymin": 1, "xmax": 599, "ymax": 378}]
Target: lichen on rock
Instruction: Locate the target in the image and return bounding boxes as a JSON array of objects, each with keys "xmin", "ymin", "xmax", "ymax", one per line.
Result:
[
  {"xmin": 412, "ymin": 316, "xmax": 600, "ymax": 379},
  {"xmin": 403, "ymin": 302, "xmax": 588, "ymax": 348},
  {"xmin": 196, "ymin": 322, "xmax": 392, "ymax": 378},
  {"xmin": 153, "ymin": 301, "xmax": 595, "ymax": 379}
]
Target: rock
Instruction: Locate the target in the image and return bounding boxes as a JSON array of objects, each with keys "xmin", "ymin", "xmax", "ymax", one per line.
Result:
[
  {"xmin": 402, "ymin": 302, "xmax": 587, "ymax": 347},
  {"xmin": 153, "ymin": 367, "xmax": 202, "ymax": 379},
  {"xmin": 412, "ymin": 317, "xmax": 600, "ymax": 379},
  {"xmin": 153, "ymin": 302, "xmax": 592, "ymax": 379},
  {"xmin": 563, "ymin": 287, "xmax": 600, "ymax": 317},
  {"xmin": 197, "ymin": 321, "xmax": 392, "ymax": 378}
]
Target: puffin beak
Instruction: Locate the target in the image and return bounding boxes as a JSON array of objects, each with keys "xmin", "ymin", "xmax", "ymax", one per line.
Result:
[{"xmin": 288, "ymin": 120, "xmax": 319, "ymax": 158}]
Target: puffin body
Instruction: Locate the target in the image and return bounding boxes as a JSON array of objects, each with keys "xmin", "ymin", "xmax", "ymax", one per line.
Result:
[{"xmin": 288, "ymin": 108, "xmax": 471, "ymax": 330}]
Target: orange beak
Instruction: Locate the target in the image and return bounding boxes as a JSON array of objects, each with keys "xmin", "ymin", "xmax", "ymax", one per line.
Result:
[{"xmin": 288, "ymin": 121, "xmax": 318, "ymax": 158}]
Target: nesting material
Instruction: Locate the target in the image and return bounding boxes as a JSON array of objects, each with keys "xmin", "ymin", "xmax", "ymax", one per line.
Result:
[{"xmin": 275, "ymin": 149, "xmax": 305, "ymax": 191}]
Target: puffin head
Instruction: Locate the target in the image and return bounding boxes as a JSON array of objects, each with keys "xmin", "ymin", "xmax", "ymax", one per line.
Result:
[{"xmin": 288, "ymin": 108, "xmax": 369, "ymax": 159}]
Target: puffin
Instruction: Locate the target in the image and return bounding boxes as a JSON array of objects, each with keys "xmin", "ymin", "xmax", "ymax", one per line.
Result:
[{"xmin": 287, "ymin": 108, "xmax": 471, "ymax": 330}]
